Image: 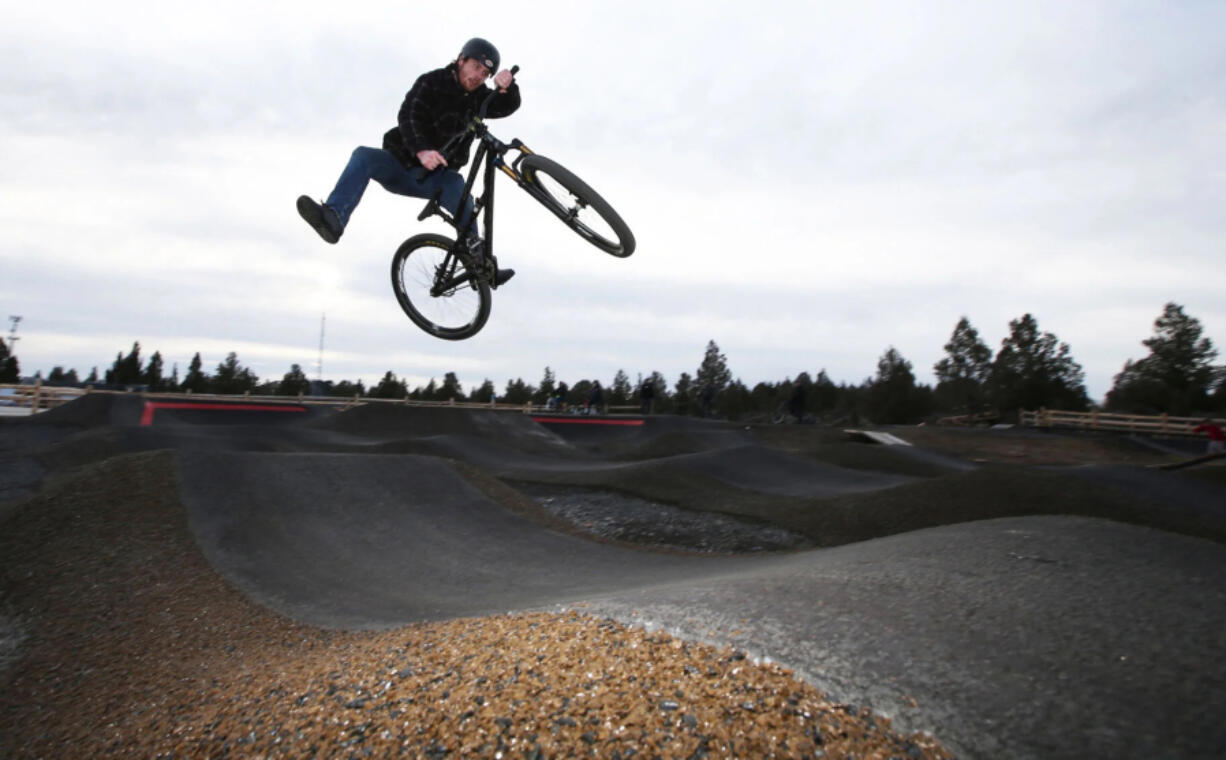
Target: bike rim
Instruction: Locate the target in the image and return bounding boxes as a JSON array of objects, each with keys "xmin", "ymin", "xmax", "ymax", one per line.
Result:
[
  {"xmin": 527, "ymin": 168, "xmax": 622, "ymax": 249},
  {"xmin": 396, "ymin": 245, "xmax": 484, "ymax": 332}
]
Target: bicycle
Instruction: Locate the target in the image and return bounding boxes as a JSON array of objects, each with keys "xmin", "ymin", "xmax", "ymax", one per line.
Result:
[{"xmin": 391, "ymin": 67, "xmax": 636, "ymax": 340}]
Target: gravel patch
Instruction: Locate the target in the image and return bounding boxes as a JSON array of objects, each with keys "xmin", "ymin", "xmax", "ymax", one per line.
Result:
[
  {"xmin": 519, "ymin": 484, "xmax": 812, "ymax": 554},
  {"xmin": 0, "ymin": 451, "xmax": 950, "ymax": 759}
]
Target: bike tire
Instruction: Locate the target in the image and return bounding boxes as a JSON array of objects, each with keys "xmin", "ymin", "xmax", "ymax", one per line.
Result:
[
  {"xmin": 519, "ymin": 154, "xmax": 636, "ymax": 257},
  {"xmin": 390, "ymin": 233, "xmax": 491, "ymax": 340}
]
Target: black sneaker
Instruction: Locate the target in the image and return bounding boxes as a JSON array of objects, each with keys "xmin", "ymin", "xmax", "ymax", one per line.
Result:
[
  {"xmin": 493, "ymin": 267, "xmax": 516, "ymax": 288},
  {"xmin": 297, "ymin": 196, "xmax": 342, "ymax": 244},
  {"xmin": 466, "ymin": 237, "xmax": 514, "ymax": 288}
]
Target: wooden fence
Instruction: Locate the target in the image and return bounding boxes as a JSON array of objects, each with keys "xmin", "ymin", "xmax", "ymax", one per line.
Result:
[
  {"xmin": 0, "ymin": 383, "xmax": 536, "ymax": 415},
  {"xmin": 4, "ymin": 386, "xmax": 1216, "ymax": 436},
  {"xmin": 0, "ymin": 382, "xmax": 86, "ymax": 412},
  {"xmin": 1020, "ymin": 407, "xmax": 1223, "ymax": 437}
]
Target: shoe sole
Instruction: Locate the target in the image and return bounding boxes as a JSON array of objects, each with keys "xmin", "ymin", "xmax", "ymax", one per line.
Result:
[{"xmin": 297, "ymin": 196, "xmax": 340, "ymax": 244}]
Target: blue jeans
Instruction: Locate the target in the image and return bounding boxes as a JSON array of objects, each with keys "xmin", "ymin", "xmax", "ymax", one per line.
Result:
[{"xmin": 325, "ymin": 147, "xmax": 476, "ymax": 235}]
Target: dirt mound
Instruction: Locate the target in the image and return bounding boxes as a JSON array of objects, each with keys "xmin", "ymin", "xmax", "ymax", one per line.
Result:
[
  {"xmin": 0, "ymin": 392, "xmax": 138, "ymax": 429},
  {"xmin": 898, "ymin": 425, "xmax": 1177, "ymax": 466},
  {"xmin": 606, "ymin": 429, "xmax": 753, "ymax": 459},
  {"xmin": 775, "ymin": 464, "xmax": 1226, "ymax": 547},
  {"xmin": 536, "ymin": 415, "xmax": 752, "ymax": 458},
  {"xmin": 750, "ymin": 427, "xmax": 976, "ymax": 477},
  {"xmin": 638, "ymin": 444, "xmax": 907, "ymax": 499},
  {"xmin": 314, "ymin": 404, "xmax": 569, "ymax": 453},
  {"xmin": 175, "ymin": 450, "xmax": 740, "ymax": 628},
  {"xmin": 0, "ymin": 451, "xmax": 949, "ymax": 759}
]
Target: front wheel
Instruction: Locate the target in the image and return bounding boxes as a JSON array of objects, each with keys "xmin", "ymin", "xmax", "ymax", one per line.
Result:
[
  {"xmin": 519, "ymin": 154, "xmax": 636, "ymax": 257},
  {"xmin": 391, "ymin": 233, "xmax": 491, "ymax": 340}
]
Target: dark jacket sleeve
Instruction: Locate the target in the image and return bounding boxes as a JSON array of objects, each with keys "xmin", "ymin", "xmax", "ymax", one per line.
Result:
[{"xmin": 482, "ymin": 82, "xmax": 522, "ymax": 119}]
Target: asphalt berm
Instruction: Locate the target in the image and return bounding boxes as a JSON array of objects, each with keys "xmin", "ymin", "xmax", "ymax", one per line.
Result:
[{"xmin": 1, "ymin": 394, "xmax": 1224, "ymax": 758}]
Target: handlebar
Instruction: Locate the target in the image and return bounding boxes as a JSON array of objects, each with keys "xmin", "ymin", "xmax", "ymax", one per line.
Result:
[
  {"xmin": 433, "ymin": 66, "xmax": 520, "ymax": 168},
  {"xmin": 477, "ymin": 64, "xmax": 519, "ymax": 120}
]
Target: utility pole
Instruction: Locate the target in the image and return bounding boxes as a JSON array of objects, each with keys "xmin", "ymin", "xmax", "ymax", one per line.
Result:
[
  {"xmin": 317, "ymin": 313, "xmax": 325, "ymax": 383},
  {"xmin": 6, "ymin": 316, "xmax": 21, "ymax": 352}
]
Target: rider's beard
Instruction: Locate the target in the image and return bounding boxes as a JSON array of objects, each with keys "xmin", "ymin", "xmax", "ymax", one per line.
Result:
[{"xmin": 459, "ymin": 72, "xmax": 483, "ymax": 92}]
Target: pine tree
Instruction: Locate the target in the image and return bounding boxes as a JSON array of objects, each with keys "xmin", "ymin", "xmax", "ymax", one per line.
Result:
[
  {"xmin": 0, "ymin": 338, "xmax": 17, "ymax": 383},
  {"xmin": 813, "ymin": 369, "xmax": 839, "ymax": 413},
  {"xmin": 868, "ymin": 347, "xmax": 928, "ymax": 423},
  {"xmin": 112, "ymin": 342, "xmax": 143, "ymax": 385},
  {"xmin": 439, "ymin": 372, "xmax": 463, "ymax": 401},
  {"xmin": 1106, "ymin": 303, "xmax": 1218, "ymax": 414},
  {"xmin": 468, "ymin": 379, "xmax": 495, "ymax": 403},
  {"xmin": 646, "ymin": 371, "xmax": 668, "ymax": 400},
  {"xmin": 695, "ymin": 340, "xmax": 731, "ymax": 396},
  {"xmin": 277, "ymin": 364, "xmax": 311, "ymax": 396},
  {"xmin": 793, "ymin": 371, "xmax": 814, "ymax": 414},
  {"xmin": 331, "ymin": 379, "xmax": 366, "ymax": 397},
  {"xmin": 501, "ymin": 378, "xmax": 533, "ymax": 405},
  {"xmin": 371, "ymin": 371, "xmax": 407, "ymax": 399},
  {"xmin": 610, "ymin": 369, "xmax": 632, "ymax": 406},
  {"xmin": 533, "ymin": 367, "xmax": 556, "ymax": 405},
  {"xmin": 988, "ymin": 314, "xmax": 1089, "ymax": 413},
  {"xmin": 933, "ymin": 317, "xmax": 993, "ymax": 413},
  {"xmin": 211, "ymin": 352, "xmax": 258, "ymax": 394},
  {"xmin": 105, "ymin": 343, "xmax": 143, "ymax": 386},
  {"xmin": 717, "ymin": 379, "xmax": 753, "ymax": 419},
  {"xmin": 673, "ymin": 372, "xmax": 694, "ymax": 416},
  {"xmin": 143, "ymin": 351, "xmax": 164, "ymax": 391},
  {"xmin": 567, "ymin": 380, "xmax": 592, "ymax": 408},
  {"xmin": 636, "ymin": 371, "xmax": 670, "ymax": 412},
  {"xmin": 749, "ymin": 381, "xmax": 778, "ymax": 414},
  {"xmin": 183, "ymin": 353, "xmax": 208, "ymax": 393}
]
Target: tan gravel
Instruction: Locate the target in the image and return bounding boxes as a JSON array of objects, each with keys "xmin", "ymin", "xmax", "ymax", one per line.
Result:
[{"xmin": 0, "ymin": 451, "xmax": 951, "ymax": 758}]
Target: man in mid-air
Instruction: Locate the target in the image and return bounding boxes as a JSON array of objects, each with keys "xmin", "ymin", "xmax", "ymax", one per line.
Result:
[{"xmin": 297, "ymin": 37, "xmax": 521, "ymax": 287}]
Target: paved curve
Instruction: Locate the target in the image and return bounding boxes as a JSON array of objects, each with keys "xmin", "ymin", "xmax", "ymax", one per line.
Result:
[
  {"xmin": 8, "ymin": 396, "xmax": 1226, "ymax": 758},
  {"xmin": 175, "ymin": 446, "xmax": 1226, "ymax": 760}
]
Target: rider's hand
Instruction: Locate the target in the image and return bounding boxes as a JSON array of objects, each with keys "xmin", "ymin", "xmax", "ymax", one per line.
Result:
[
  {"xmin": 493, "ymin": 69, "xmax": 514, "ymax": 92},
  {"xmin": 417, "ymin": 150, "xmax": 448, "ymax": 171}
]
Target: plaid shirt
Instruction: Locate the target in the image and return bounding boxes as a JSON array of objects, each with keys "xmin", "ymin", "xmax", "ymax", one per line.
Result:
[{"xmin": 382, "ymin": 62, "xmax": 521, "ymax": 170}]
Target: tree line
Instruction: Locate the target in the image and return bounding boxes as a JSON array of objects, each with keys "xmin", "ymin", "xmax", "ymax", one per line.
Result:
[{"xmin": 5, "ymin": 303, "xmax": 1222, "ymax": 424}]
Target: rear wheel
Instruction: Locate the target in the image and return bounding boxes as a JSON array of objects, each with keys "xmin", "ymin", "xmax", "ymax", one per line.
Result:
[
  {"xmin": 391, "ymin": 233, "xmax": 491, "ymax": 340},
  {"xmin": 519, "ymin": 154, "xmax": 635, "ymax": 257}
]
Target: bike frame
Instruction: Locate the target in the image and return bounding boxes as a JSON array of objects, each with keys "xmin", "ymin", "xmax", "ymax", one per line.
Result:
[{"xmin": 417, "ymin": 68, "xmax": 536, "ymax": 270}]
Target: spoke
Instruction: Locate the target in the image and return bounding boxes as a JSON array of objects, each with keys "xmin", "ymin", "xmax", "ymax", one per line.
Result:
[{"xmin": 398, "ymin": 246, "xmax": 482, "ymax": 331}]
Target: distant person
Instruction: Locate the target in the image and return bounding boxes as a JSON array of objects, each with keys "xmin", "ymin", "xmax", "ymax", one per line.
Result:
[
  {"xmin": 639, "ymin": 379, "xmax": 655, "ymax": 415},
  {"xmin": 586, "ymin": 381, "xmax": 604, "ymax": 415},
  {"xmin": 297, "ymin": 38, "xmax": 521, "ymax": 288},
  {"xmin": 1192, "ymin": 418, "xmax": 1226, "ymax": 455}
]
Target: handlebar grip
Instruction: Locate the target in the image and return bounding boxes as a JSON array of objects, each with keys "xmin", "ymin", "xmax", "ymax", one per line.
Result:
[{"xmin": 510, "ymin": 65, "xmax": 519, "ymax": 75}]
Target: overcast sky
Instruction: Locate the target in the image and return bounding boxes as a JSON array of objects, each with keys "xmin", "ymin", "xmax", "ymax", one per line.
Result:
[{"xmin": 3, "ymin": 0, "xmax": 1223, "ymax": 401}]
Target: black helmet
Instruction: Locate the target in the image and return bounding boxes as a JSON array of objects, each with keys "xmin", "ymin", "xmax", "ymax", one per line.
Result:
[{"xmin": 459, "ymin": 37, "xmax": 500, "ymax": 73}]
